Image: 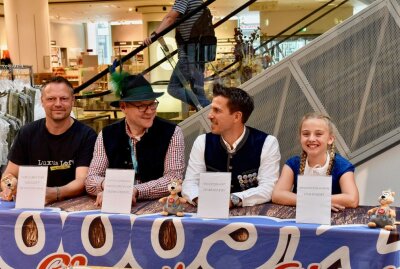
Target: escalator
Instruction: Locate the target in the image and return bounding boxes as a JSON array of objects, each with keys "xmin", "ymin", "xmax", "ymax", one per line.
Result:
[
  {"xmin": 75, "ymin": 0, "xmax": 354, "ymax": 119},
  {"xmin": 72, "ymin": 0, "xmax": 399, "ymax": 172},
  {"xmin": 180, "ymin": 0, "xmax": 400, "ymax": 206}
]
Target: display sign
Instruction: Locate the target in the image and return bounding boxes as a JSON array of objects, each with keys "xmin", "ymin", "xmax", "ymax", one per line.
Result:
[
  {"xmin": 101, "ymin": 169, "xmax": 135, "ymax": 214},
  {"xmin": 296, "ymin": 175, "xmax": 332, "ymax": 225},
  {"xmin": 15, "ymin": 166, "xmax": 48, "ymax": 209},
  {"xmin": 197, "ymin": 172, "xmax": 231, "ymax": 219}
]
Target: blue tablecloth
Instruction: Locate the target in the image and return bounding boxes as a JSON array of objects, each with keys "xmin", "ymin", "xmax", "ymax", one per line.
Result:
[{"xmin": 0, "ymin": 199, "xmax": 399, "ymax": 269}]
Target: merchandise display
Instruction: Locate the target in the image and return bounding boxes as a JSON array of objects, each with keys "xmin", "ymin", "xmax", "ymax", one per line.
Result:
[
  {"xmin": 0, "ymin": 70, "xmax": 38, "ymax": 165},
  {"xmin": 0, "ymin": 1, "xmax": 399, "ymax": 268},
  {"xmin": 368, "ymin": 190, "xmax": 397, "ymax": 230},
  {"xmin": 159, "ymin": 179, "xmax": 186, "ymax": 216},
  {"xmin": 0, "ymin": 173, "xmax": 17, "ymax": 201},
  {"xmin": 0, "ymin": 197, "xmax": 399, "ymax": 268}
]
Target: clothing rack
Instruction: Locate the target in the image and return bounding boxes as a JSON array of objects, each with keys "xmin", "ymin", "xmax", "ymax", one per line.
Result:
[
  {"xmin": 0, "ymin": 65, "xmax": 33, "ymax": 87},
  {"xmin": 0, "ymin": 79, "xmax": 39, "ymax": 165}
]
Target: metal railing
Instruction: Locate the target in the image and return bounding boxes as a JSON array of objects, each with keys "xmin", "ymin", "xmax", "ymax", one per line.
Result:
[{"xmin": 74, "ymin": 0, "xmax": 216, "ymax": 93}]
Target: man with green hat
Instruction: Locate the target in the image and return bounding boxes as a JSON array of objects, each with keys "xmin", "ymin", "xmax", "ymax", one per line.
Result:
[{"xmin": 85, "ymin": 74, "xmax": 185, "ymax": 206}]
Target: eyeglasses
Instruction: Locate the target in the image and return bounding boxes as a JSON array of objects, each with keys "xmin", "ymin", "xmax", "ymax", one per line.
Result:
[{"xmin": 127, "ymin": 100, "xmax": 159, "ymax": 112}]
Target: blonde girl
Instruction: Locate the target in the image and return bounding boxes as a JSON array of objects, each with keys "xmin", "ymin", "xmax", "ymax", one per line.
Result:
[{"xmin": 272, "ymin": 112, "xmax": 359, "ymax": 211}]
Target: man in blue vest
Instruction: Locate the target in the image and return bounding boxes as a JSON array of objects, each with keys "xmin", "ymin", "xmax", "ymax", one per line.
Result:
[
  {"xmin": 182, "ymin": 85, "xmax": 281, "ymax": 208},
  {"xmin": 85, "ymin": 74, "xmax": 185, "ymax": 206}
]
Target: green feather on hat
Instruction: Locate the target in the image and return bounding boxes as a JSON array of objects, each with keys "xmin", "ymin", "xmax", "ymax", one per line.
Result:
[
  {"xmin": 110, "ymin": 71, "xmax": 130, "ymax": 98},
  {"xmin": 109, "ymin": 72, "xmax": 164, "ymax": 108}
]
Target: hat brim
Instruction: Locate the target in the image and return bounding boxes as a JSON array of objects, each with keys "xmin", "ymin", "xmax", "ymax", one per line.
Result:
[{"xmin": 110, "ymin": 92, "xmax": 164, "ymax": 107}]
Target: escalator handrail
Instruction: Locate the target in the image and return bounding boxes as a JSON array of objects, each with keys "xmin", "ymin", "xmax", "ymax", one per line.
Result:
[
  {"xmin": 208, "ymin": 0, "xmax": 349, "ymax": 80},
  {"xmin": 261, "ymin": 0, "xmax": 349, "ymax": 56},
  {"xmin": 141, "ymin": 0, "xmax": 258, "ymax": 76},
  {"xmin": 254, "ymin": 0, "xmax": 336, "ymax": 52},
  {"xmin": 74, "ymin": 0, "xmax": 216, "ymax": 93}
]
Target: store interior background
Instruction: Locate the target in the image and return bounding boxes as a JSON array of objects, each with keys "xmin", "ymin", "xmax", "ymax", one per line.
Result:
[
  {"xmin": 2, "ymin": 0, "xmax": 400, "ymax": 208},
  {"xmin": 0, "ymin": 0, "xmax": 371, "ymax": 126}
]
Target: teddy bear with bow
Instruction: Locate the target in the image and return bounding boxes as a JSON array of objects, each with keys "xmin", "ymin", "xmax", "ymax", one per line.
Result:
[
  {"xmin": 367, "ymin": 190, "xmax": 396, "ymax": 231},
  {"xmin": 0, "ymin": 174, "xmax": 18, "ymax": 201},
  {"xmin": 159, "ymin": 179, "xmax": 187, "ymax": 217}
]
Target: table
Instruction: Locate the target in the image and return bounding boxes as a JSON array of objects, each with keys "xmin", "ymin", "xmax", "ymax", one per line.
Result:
[{"xmin": 0, "ymin": 197, "xmax": 399, "ymax": 269}]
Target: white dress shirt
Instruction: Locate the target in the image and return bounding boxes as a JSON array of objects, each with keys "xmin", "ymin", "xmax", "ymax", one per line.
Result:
[{"xmin": 182, "ymin": 128, "xmax": 281, "ymax": 207}]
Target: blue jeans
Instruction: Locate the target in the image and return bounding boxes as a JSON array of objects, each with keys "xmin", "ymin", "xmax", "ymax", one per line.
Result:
[{"xmin": 167, "ymin": 45, "xmax": 211, "ymax": 109}]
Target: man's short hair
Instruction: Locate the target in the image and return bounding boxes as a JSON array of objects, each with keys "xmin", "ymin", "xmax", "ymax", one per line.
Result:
[
  {"xmin": 212, "ymin": 84, "xmax": 254, "ymax": 123},
  {"xmin": 41, "ymin": 76, "xmax": 74, "ymax": 95}
]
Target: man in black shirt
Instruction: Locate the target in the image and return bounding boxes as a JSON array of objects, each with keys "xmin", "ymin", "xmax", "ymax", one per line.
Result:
[{"xmin": 0, "ymin": 76, "xmax": 97, "ymax": 204}]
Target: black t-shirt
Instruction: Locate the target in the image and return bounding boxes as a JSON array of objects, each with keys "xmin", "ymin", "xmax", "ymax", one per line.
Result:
[{"xmin": 8, "ymin": 118, "xmax": 97, "ymax": 187}]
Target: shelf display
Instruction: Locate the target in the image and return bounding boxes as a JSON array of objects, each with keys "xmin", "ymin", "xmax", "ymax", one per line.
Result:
[
  {"xmin": 113, "ymin": 41, "xmax": 144, "ymax": 63},
  {"xmin": 0, "ymin": 65, "xmax": 33, "ymax": 86},
  {"xmin": 112, "ymin": 41, "xmax": 145, "ymax": 74},
  {"xmin": 51, "ymin": 46, "xmax": 61, "ymax": 67}
]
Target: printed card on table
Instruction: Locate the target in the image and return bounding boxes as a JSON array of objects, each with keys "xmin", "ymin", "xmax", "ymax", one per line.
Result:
[
  {"xmin": 197, "ymin": 172, "xmax": 231, "ymax": 219},
  {"xmin": 15, "ymin": 166, "xmax": 48, "ymax": 209},
  {"xmin": 101, "ymin": 169, "xmax": 135, "ymax": 214},
  {"xmin": 296, "ymin": 175, "xmax": 332, "ymax": 225}
]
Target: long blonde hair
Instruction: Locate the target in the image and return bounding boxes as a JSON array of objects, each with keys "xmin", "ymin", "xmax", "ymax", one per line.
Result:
[{"xmin": 298, "ymin": 112, "xmax": 335, "ymax": 175}]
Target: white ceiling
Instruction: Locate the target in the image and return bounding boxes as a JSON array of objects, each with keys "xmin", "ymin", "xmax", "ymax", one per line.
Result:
[{"xmin": 0, "ymin": 0, "xmax": 368, "ymax": 24}]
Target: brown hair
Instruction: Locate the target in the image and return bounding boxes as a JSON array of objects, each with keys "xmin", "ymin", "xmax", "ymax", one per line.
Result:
[
  {"xmin": 41, "ymin": 76, "xmax": 74, "ymax": 95},
  {"xmin": 298, "ymin": 112, "xmax": 335, "ymax": 175},
  {"xmin": 212, "ymin": 84, "xmax": 254, "ymax": 123}
]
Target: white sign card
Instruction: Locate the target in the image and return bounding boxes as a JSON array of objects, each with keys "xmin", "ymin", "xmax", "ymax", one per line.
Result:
[
  {"xmin": 197, "ymin": 172, "xmax": 231, "ymax": 219},
  {"xmin": 296, "ymin": 175, "xmax": 332, "ymax": 225},
  {"xmin": 15, "ymin": 166, "xmax": 48, "ymax": 209},
  {"xmin": 101, "ymin": 169, "xmax": 135, "ymax": 214}
]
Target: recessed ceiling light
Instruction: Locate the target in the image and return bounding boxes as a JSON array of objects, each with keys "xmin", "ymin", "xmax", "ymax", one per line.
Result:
[{"xmin": 110, "ymin": 20, "xmax": 143, "ymax": 25}]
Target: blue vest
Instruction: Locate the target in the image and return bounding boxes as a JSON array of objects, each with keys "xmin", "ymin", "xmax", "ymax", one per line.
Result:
[
  {"xmin": 204, "ymin": 127, "xmax": 268, "ymax": 192},
  {"xmin": 102, "ymin": 117, "xmax": 176, "ymax": 183}
]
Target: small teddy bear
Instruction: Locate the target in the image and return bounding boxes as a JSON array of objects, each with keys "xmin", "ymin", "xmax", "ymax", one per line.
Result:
[
  {"xmin": 367, "ymin": 190, "xmax": 396, "ymax": 231},
  {"xmin": 159, "ymin": 179, "xmax": 187, "ymax": 217},
  {"xmin": 0, "ymin": 174, "xmax": 18, "ymax": 201}
]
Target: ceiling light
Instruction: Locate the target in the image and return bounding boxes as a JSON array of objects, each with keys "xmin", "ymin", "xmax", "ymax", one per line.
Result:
[
  {"xmin": 128, "ymin": 8, "xmax": 133, "ymax": 12},
  {"xmin": 110, "ymin": 20, "xmax": 143, "ymax": 25}
]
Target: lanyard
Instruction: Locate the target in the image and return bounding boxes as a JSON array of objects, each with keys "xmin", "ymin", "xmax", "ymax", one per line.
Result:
[{"xmin": 128, "ymin": 138, "xmax": 138, "ymax": 172}]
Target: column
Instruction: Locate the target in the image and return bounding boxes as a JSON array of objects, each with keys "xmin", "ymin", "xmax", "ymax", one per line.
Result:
[{"xmin": 4, "ymin": 0, "xmax": 51, "ymax": 73}]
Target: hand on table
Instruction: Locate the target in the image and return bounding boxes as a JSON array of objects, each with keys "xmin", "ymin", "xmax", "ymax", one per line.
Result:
[
  {"xmin": 94, "ymin": 187, "xmax": 138, "ymax": 207},
  {"xmin": 45, "ymin": 187, "xmax": 58, "ymax": 205},
  {"xmin": 0, "ymin": 189, "xmax": 13, "ymax": 201},
  {"xmin": 95, "ymin": 191, "xmax": 103, "ymax": 207},
  {"xmin": 131, "ymin": 187, "xmax": 138, "ymax": 206},
  {"xmin": 331, "ymin": 203, "xmax": 345, "ymax": 212}
]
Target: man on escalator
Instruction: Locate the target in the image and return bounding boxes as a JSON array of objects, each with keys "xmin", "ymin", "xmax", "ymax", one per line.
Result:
[{"xmin": 144, "ymin": 0, "xmax": 214, "ymax": 110}]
